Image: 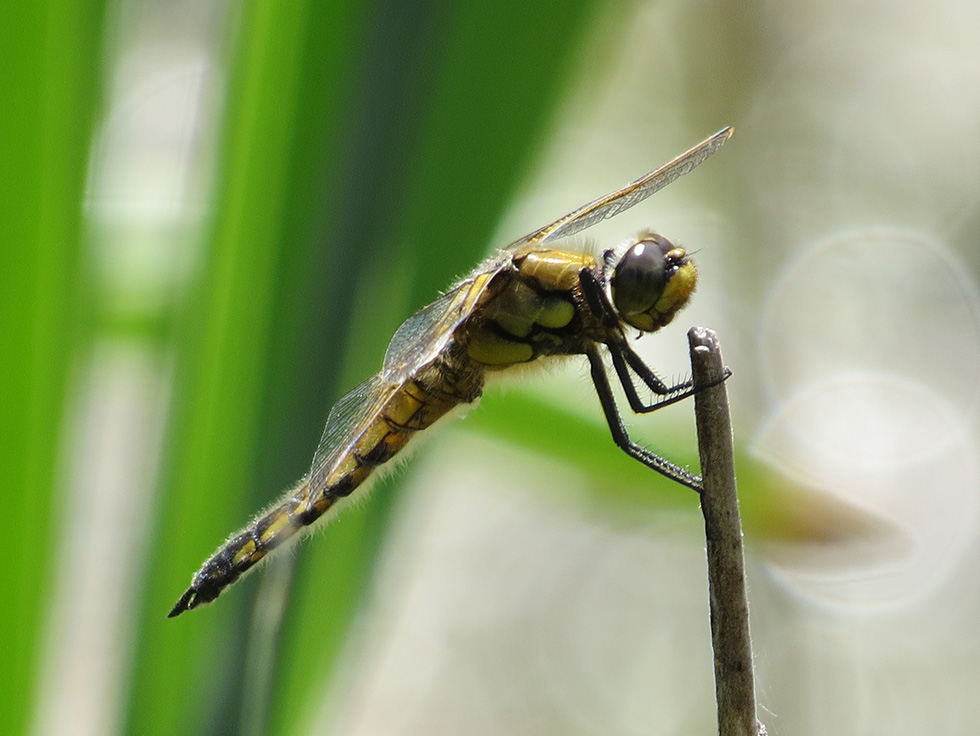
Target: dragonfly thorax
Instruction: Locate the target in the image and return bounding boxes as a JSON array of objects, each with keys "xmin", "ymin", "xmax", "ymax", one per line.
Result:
[{"xmin": 608, "ymin": 233, "xmax": 697, "ymax": 333}]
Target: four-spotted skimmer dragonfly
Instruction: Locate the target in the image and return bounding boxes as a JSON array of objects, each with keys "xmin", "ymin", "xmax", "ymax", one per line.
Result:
[{"xmin": 170, "ymin": 126, "xmax": 733, "ymax": 617}]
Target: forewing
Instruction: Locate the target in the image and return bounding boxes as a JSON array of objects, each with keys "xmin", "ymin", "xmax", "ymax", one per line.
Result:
[
  {"xmin": 308, "ymin": 374, "xmax": 399, "ymax": 498},
  {"xmin": 505, "ymin": 126, "xmax": 733, "ymax": 250},
  {"xmin": 377, "ymin": 129, "xmax": 733, "ymax": 383}
]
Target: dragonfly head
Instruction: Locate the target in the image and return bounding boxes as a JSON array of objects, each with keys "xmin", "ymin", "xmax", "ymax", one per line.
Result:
[{"xmin": 607, "ymin": 233, "xmax": 697, "ymax": 332}]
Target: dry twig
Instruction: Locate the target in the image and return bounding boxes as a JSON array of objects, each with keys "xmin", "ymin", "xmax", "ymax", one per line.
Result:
[{"xmin": 688, "ymin": 327, "xmax": 766, "ymax": 736}]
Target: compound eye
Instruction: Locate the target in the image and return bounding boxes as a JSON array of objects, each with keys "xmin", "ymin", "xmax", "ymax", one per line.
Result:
[{"xmin": 610, "ymin": 235, "xmax": 673, "ymax": 318}]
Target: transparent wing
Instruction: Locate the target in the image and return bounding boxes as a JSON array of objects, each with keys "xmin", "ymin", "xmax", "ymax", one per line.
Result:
[
  {"xmin": 380, "ymin": 267, "xmax": 500, "ymax": 382},
  {"xmin": 505, "ymin": 126, "xmax": 733, "ymax": 250},
  {"xmin": 377, "ymin": 128, "xmax": 733, "ymax": 383},
  {"xmin": 308, "ymin": 373, "xmax": 399, "ymax": 497},
  {"xmin": 309, "ymin": 267, "xmax": 503, "ymax": 494},
  {"xmin": 308, "ymin": 128, "xmax": 733, "ymax": 495}
]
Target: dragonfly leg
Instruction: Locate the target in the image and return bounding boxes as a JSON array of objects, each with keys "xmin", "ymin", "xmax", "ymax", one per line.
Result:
[
  {"xmin": 579, "ymin": 267, "xmax": 619, "ymax": 329},
  {"xmin": 614, "ymin": 344, "xmax": 732, "ymax": 412},
  {"xmin": 585, "ymin": 343, "xmax": 702, "ymax": 492},
  {"xmin": 578, "ymin": 266, "xmax": 729, "ymax": 414},
  {"xmin": 607, "ymin": 345, "xmax": 690, "ymax": 414},
  {"xmin": 608, "ymin": 345, "xmax": 733, "ymax": 414}
]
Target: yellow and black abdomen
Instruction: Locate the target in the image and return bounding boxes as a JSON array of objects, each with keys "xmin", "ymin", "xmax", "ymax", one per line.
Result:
[
  {"xmin": 464, "ymin": 248, "xmax": 595, "ymax": 368},
  {"xmin": 169, "ymin": 373, "xmax": 476, "ymax": 616}
]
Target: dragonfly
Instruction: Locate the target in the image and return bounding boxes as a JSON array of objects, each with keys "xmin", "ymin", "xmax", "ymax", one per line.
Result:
[{"xmin": 169, "ymin": 126, "xmax": 733, "ymax": 617}]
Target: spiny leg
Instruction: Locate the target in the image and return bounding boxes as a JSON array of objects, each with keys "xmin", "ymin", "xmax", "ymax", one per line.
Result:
[
  {"xmin": 608, "ymin": 343, "xmax": 734, "ymax": 414},
  {"xmin": 608, "ymin": 345, "xmax": 693, "ymax": 413},
  {"xmin": 577, "ymin": 266, "xmax": 727, "ymax": 414},
  {"xmin": 579, "ymin": 266, "xmax": 619, "ymax": 330},
  {"xmin": 579, "ymin": 265, "xmax": 693, "ymax": 413},
  {"xmin": 585, "ymin": 343, "xmax": 702, "ymax": 492}
]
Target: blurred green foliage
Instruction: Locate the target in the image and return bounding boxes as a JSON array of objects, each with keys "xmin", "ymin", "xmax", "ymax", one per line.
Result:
[{"xmin": 0, "ymin": 0, "xmax": 107, "ymax": 733}]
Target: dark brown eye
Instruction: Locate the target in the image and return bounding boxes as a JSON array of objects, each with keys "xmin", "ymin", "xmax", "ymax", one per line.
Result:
[{"xmin": 610, "ymin": 234, "xmax": 675, "ymax": 318}]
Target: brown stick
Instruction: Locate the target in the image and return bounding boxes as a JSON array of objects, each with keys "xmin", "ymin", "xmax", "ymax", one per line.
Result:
[{"xmin": 688, "ymin": 327, "xmax": 766, "ymax": 736}]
